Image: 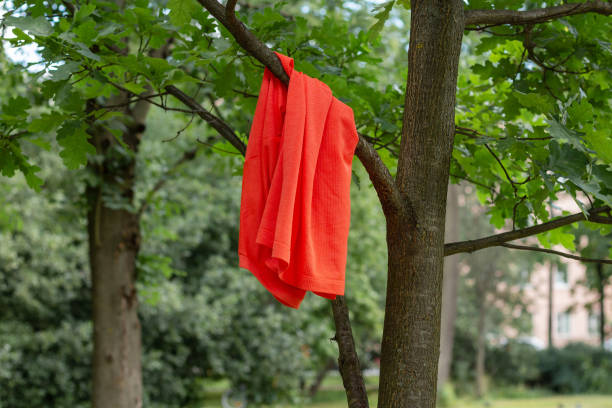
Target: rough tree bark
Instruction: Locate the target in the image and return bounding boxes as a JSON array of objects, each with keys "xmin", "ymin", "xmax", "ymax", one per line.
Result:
[
  {"xmin": 438, "ymin": 184, "xmax": 460, "ymax": 389},
  {"xmin": 377, "ymin": 1, "xmax": 465, "ymax": 407},
  {"xmin": 88, "ymin": 96, "xmax": 150, "ymax": 408}
]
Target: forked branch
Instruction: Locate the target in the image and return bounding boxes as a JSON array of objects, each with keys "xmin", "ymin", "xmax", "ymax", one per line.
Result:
[
  {"xmin": 195, "ymin": 2, "xmax": 374, "ymax": 407},
  {"xmin": 196, "ymin": 0, "xmax": 402, "ymax": 217}
]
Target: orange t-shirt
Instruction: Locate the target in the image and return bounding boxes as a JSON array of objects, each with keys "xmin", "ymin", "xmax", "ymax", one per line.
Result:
[{"xmin": 238, "ymin": 53, "xmax": 359, "ymax": 308}]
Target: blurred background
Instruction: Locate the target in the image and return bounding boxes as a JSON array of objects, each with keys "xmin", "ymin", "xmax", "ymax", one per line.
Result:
[{"xmin": 1, "ymin": 109, "xmax": 610, "ymax": 407}]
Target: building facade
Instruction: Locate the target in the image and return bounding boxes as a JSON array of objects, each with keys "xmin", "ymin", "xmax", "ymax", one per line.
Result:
[{"xmin": 526, "ymin": 258, "xmax": 612, "ymax": 349}]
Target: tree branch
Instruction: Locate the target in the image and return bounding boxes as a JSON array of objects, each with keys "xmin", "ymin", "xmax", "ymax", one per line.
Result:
[
  {"xmin": 165, "ymin": 85, "xmax": 246, "ymax": 156},
  {"xmin": 197, "ymin": 2, "xmax": 374, "ymax": 405},
  {"xmin": 197, "ymin": 0, "xmax": 290, "ymax": 83},
  {"xmin": 500, "ymin": 243, "xmax": 612, "ymax": 264},
  {"xmin": 465, "ymin": 1, "xmax": 612, "ymax": 27},
  {"xmin": 196, "ymin": 0, "xmax": 402, "ymax": 216},
  {"xmin": 331, "ymin": 296, "xmax": 370, "ymax": 408},
  {"xmin": 445, "ymin": 206, "xmax": 612, "ymax": 256}
]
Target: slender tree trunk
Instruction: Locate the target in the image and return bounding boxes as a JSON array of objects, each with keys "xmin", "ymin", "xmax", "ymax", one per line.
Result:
[
  {"xmin": 547, "ymin": 262, "xmax": 554, "ymax": 349},
  {"xmin": 438, "ymin": 184, "xmax": 460, "ymax": 389},
  {"xmin": 475, "ymin": 298, "xmax": 486, "ymax": 398},
  {"xmin": 88, "ymin": 98, "xmax": 150, "ymax": 408},
  {"xmin": 378, "ymin": 2, "xmax": 464, "ymax": 407},
  {"xmin": 331, "ymin": 296, "xmax": 369, "ymax": 408},
  {"xmin": 596, "ymin": 263, "xmax": 605, "ymax": 348}
]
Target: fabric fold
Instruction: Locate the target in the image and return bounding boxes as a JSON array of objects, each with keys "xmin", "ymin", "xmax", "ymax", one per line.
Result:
[{"xmin": 238, "ymin": 52, "xmax": 359, "ymax": 309}]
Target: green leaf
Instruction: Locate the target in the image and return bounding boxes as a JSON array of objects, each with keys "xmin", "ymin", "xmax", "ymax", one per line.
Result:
[
  {"xmin": 56, "ymin": 121, "xmax": 96, "ymax": 169},
  {"xmin": 27, "ymin": 113, "xmax": 66, "ymax": 133},
  {"xmin": 167, "ymin": 0, "xmax": 196, "ymax": 26},
  {"xmin": 75, "ymin": 4, "xmax": 96, "ymax": 22},
  {"xmin": 2, "ymin": 96, "xmax": 31, "ymax": 117},
  {"xmin": 584, "ymin": 129, "xmax": 612, "ymax": 164},
  {"xmin": 546, "ymin": 118, "xmax": 586, "ymax": 152},
  {"xmin": 4, "ymin": 16, "xmax": 54, "ymax": 37},
  {"xmin": 49, "ymin": 61, "xmax": 82, "ymax": 82},
  {"xmin": 567, "ymin": 99, "xmax": 593, "ymax": 124},
  {"xmin": 121, "ymin": 82, "xmax": 147, "ymax": 95},
  {"xmin": 26, "ymin": 137, "xmax": 52, "ymax": 151},
  {"xmin": 548, "ymin": 228, "xmax": 576, "ymax": 251},
  {"xmin": 514, "ymin": 92, "xmax": 554, "ymax": 115},
  {"xmin": 0, "ymin": 148, "xmax": 18, "ymax": 177},
  {"xmin": 23, "ymin": 165, "xmax": 44, "ymax": 191},
  {"xmin": 368, "ymin": 1, "xmax": 395, "ymax": 41},
  {"xmin": 74, "ymin": 42, "xmax": 101, "ymax": 61},
  {"xmin": 74, "ymin": 20, "xmax": 98, "ymax": 45}
]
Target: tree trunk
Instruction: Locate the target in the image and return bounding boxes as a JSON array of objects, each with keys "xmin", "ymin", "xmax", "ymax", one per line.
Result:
[
  {"xmin": 378, "ymin": 2, "xmax": 464, "ymax": 407},
  {"xmin": 88, "ymin": 99, "xmax": 149, "ymax": 408},
  {"xmin": 547, "ymin": 262, "xmax": 554, "ymax": 349},
  {"xmin": 475, "ymin": 298, "xmax": 486, "ymax": 398},
  {"xmin": 597, "ymin": 263, "xmax": 605, "ymax": 348},
  {"xmin": 438, "ymin": 184, "xmax": 460, "ymax": 389},
  {"xmin": 331, "ymin": 296, "xmax": 369, "ymax": 408},
  {"xmin": 89, "ymin": 201, "xmax": 142, "ymax": 408}
]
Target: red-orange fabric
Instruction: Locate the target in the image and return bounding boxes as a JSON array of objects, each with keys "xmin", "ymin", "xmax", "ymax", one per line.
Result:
[{"xmin": 238, "ymin": 53, "xmax": 359, "ymax": 309}]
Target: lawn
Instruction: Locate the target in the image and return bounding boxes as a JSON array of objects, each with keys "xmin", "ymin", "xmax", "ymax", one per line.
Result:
[
  {"xmin": 309, "ymin": 394, "xmax": 612, "ymax": 408},
  {"xmin": 198, "ymin": 376, "xmax": 612, "ymax": 407},
  {"xmin": 449, "ymin": 395, "xmax": 612, "ymax": 408}
]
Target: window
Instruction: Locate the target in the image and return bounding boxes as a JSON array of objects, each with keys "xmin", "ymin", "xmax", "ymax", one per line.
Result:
[
  {"xmin": 557, "ymin": 312, "xmax": 571, "ymax": 336},
  {"xmin": 588, "ymin": 313, "xmax": 600, "ymax": 336},
  {"xmin": 554, "ymin": 264, "xmax": 569, "ymax": 287}
]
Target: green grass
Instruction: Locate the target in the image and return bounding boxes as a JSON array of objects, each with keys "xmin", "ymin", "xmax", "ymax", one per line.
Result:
[
  {"xmin": 450, "ymin": 395, "xmax": 612, "ymax": 408},
  {"xmin": 310, "ymin": 394, "xmax": 612, "ymax": 408},
  {"xmin": 198, "ymin": 393, "xmax": 612, "ymax": 408},
  {"xmin": 195, "ymin": 377, "xmax": 612, "ymax": 408}
]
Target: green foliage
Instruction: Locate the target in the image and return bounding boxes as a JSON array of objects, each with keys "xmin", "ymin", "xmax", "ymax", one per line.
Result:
[
  {"xmin": 0, "ymin": 108, "xmax": 387, "ymax": 406},
  {"xmin": 0, "ymin": 155, "xmax": 92, "ymax": 408},
  {"xmin": 2, "ymin": 0, "xmax": 609, "ymax": 242},
  {"xmin": 486, "ymin": 340, "xmax": 541, "ymax": 386},
  {"xmin": 537, "ymin": 344, "xmax": 612, "ymax": 394},
  {"xmin": 452, "ymin": 333, "xmax": 612, "ymax": 395},
  {"xmin": 454, "ymin": 9, "xmax": 612, "ymax": 234},
  {"xmin": 451, "ymin": 327, "xmax": 479, "ymax": 391}
]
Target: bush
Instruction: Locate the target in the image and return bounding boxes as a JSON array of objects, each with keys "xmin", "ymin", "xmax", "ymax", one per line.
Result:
[
  {"xmin": 536, "ymin": 343, "xmax": 612, "ymax": 394},
  {"xmin": 450, "ymin": 327, "xmax": 477, "ymax": 393},
  {"xmin": 486, "ymin": 340, "xmax": 540, "ymax": 386},
  {"xmin": 450, "ymin": 328, "xmax": 612, "ymax": 395}
]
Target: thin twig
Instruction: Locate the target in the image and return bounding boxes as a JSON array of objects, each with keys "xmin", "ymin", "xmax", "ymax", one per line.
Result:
[
  {"xmin": 501, "ymin": 243, "xmax": 612, "ymax": 264},
  {"xmin": 138, "ymin": 148, "xmax": 199, "ymax": 216}
]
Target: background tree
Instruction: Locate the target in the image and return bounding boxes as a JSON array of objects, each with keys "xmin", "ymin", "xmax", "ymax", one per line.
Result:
[
  {"xmin": 575, "ymin": 226, "xmax": 612, "ymax": 348},
  {"xmin": 438, "ymin": 184, "xmax": 460, "ymax": 391}
]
